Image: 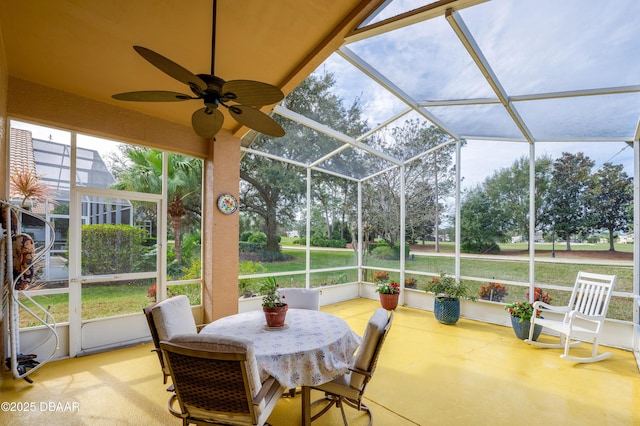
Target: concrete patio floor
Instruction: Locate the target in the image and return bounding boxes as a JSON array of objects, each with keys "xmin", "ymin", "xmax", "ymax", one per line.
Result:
[{"xmin": 2, "ymin": 298, "xmax": 639, "ymax": 425}]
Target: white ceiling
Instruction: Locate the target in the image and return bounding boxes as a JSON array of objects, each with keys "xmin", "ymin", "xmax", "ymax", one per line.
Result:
[{"xmin": 0, "ymin": 0, "xmax": 375, "ymax": 136}]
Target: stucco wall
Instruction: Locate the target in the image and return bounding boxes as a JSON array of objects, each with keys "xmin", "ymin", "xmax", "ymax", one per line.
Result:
[
  {"xmin": 0, "ymin": 22, "xmax": 7, "ymax": 198},
  {"xmin": 0, "ymin": 22, "xmax": 8, "ymax": 381}
]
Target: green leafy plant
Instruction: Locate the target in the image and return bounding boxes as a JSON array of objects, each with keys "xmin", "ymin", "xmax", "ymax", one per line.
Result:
[
  {"xmin": 505, "ymin": 301, "xmax": 540, "ymax": 322},
  {"xmin": 238, "ymin": 260, "xmax": 265, "ymax": 297},
  {"xmin": 259, "ymin": 276, "xmax": 285, "ymax": 308},
  {"xmin": 424, "ymin": 272, "xmax": 476, "ymax": 301},
  {"xmin": 376, "ymin": 280, "xmax": 400, "ymax": 294}
]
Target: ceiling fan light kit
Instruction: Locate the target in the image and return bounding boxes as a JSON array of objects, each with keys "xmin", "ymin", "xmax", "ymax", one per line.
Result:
[{"xmin": 112, "ymin": 1, "xmax": 285, "ymax": 139}]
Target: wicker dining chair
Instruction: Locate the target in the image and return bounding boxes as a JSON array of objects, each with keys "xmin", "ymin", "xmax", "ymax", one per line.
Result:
[
  {"xmin": 160, "ymin": 333, "xmax": 286, "ymax": 426},
  {"xmin": 144, "ymin": 295, "xmax": 201, "ymax": 386},
  {"xmin": 143, "ymin": 304, "xmax": 169, "ymax": 384},
  {"xmin": 302, "ymin": 308, "xmax": 393, "ymax": 426}
]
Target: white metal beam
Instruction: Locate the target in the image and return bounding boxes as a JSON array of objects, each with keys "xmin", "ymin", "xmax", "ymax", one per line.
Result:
[
  {"xmin": 337, "ymin": 46, "xmax": 460, "ymax": 140},
  {"xmin": 273, "ymin": 104, "xmax": 402, "ymax": 165},
  {"xmin": 241, "ymin": 147, "xmax": 361, "ymax": 182},
  {"xmin": 446, "ymin": 9, "xmax": 534, "ymax": 143},
  {"xmin": 346, "ymin": 0, "xmax": 489, "ymax": 44}
]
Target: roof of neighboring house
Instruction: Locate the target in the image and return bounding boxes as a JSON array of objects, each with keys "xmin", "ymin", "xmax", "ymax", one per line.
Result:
[
  {"xmin": 9, "ymin": 128, "xmax": 117, "ymax": 211},
  {"xmin": 9, "ymin": 128, "xmax": 37, "ymax": 173}
]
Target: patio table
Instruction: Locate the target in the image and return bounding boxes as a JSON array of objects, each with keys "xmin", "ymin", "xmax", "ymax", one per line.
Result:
[{"xmin": 200, "ymin": 308, "xmax": 361, "ymax": 389}]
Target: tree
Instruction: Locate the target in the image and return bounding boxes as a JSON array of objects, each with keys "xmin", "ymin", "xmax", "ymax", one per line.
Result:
[
  {"xmin": 584, "ymin": 162, "xmax": 633, "ymax": 251},
  {"xmin": 241, "ymin": 71, "xmax": 368, "ymax": 255},
  {"xmin": 111, "ymin": 148, "xmax": 202, "ymax": 264},
  {"xmin": 460, "ymin": 186, "xmax": 503, "ymax": 253},
  {"xmin": 240, "ymin": 155, "xmax": 305, "ymax": 254},
  {"xmin": 362, "ymin": 168, "xmax": 401, "ymax": 246},
  {"xmin": 483, "ymin": 155, "xmax": 552, "ymax": 249},
  {"xmin": 362, "ymin": 121, "xmax": 456, "ymax": 249},
  {"xmin": 541, "ymin": 152, "xmax": 594, "ymax": 250}
]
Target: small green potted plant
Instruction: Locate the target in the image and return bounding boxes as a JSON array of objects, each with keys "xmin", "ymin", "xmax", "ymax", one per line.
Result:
[
  {"xmin": 259, "ymin": 276, "xmax": 288, "ymax": 327},
  {"xmin": 505, "ymin": 301, "xmax": 543, "ymax": 340},
  {"xmin": 505, "ymin": 288, "xmax": 551, "ymax": 340},
  {"xmin": 424, "ymin": 272, "xmax": 475, "ymax": 324},
  {"xmin": 375, "ymin": 279, "xmax": 400, "ymax": 310}
]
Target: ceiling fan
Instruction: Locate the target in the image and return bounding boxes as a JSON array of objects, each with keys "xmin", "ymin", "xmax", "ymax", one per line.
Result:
[{"xmin": 112, "ymin": 0, "xmax": 285, "ymax": 139}]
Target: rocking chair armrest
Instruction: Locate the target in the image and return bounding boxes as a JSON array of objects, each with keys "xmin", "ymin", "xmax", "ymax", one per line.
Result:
[
  {"xmin": 252, "ymin": 376, "xmax": 278, "ymax": 406},
  {"xmin": 568, "ymin": 310, "xmax": 604, "ymax": 322},
  {"xmin": 533, "ymin": 301, "xmax": 569, "ymax": 313},
  {"xmin": 349, "ymin": 366, "xmax": 373, "ymax": 379}
]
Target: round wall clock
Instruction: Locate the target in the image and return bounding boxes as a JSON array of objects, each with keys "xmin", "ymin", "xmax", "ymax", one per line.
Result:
[{"xmin": 217, "ymin": 194, "xmax": 238, "ymax": 214}]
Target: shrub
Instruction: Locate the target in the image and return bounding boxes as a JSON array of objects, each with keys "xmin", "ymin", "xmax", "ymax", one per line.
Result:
[
  {"xmin": 372, "ymin": 271, "xmax": 389, "ymax": 283},
  {"xmin": 527, "ymin": 287, "xmax": 552, "ymax": 304},
  {"xmin": 248, "ymin": 232, "xmax": 267, "ymax": 244},
  {"xmin": 371, "ymin": 246, "xmax": 396, "ymax": 260},
  {"xmin": 238, "ymin": 261, "xmax": 265, "ymax": 296},
  {"xmin": 478, "ymin": 282, "xmax": 508, "ymax": 302},
  {"xmin": 239, "ymin": 241, "xmax": 267, "ymax": 253},
  {"xmin": 310, "ymin": 237, "xmax": 347, "ymax": 248},
  {"xmin": 405, "ymin": 277, "xmax": 418, "ymax": 289},
  {"xmin": 167, "ymin": 283, "xmax": 201, "ymax": 305},
  {"xmin": 461, "ymin": 241, "xmax": 500, "ymax": 254},
  {"xmin": 393, "ymin": 243, "xmax": 410, "ymax": 259},
  {"xmin": 81, "ymin": 224, "xmax": 149, "ymax": 275}
]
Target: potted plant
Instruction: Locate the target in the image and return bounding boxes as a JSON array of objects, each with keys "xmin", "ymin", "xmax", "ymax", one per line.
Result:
[
  {"xmin": 375, "ymin": 280, "xmax": 401, "ymax": 310},
  {"xmin": 478, "ymin": 281, "xmax": 508, "ymax": 302},
  {"xmin": 505, "ymin": 301, "xmax": 543, "ymax": 340},
  {"xmin": 424, "ymin": 272, "xmax": 475, "ymax": 324},
  {"xmin": 404, "ymin": 277, "xmax": 418, "ymax": 289},
  {"xmin": 259, "ymin": 276, "xmax": 288, "ymax": 327}
]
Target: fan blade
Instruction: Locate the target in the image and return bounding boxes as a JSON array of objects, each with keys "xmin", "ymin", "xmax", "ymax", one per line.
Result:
[
  {"xmin": 192, "ymin": 107, "xmax": 224, "ymax": 138},
  {"xmin": 112, "ymin": 91, "xmax": 193, "ymax": 102},
  {"xmin": 222, "ymin": 80, "xmax": 284, "ymax": 107},
  {"xmin": 229, "ymin": 105, "xmax": 285, "ymax": 137},
  {"xmin": 133, "ymin": 46, "xmax": 207, "ymax": 93}
]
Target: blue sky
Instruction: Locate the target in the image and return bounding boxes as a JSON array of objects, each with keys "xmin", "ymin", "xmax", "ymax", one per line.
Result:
[{"xmin": 306, "ymin": 0, "xmax": 639, "ymax": 187}]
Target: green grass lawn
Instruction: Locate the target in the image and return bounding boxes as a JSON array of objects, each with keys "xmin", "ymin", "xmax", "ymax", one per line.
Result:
[
  {"xmin": 20, "ymin": 242, "xmax": 635, "ymax": 327},
  {"xmin": 407, "ymin": 240, "xmax": 634, "ymax": 254},
  {"xmin": 18, "ymin": 281, "xmax": 200, "ymax": 328}
]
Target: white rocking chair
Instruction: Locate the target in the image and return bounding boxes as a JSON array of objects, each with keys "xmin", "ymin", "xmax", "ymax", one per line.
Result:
[{"xmin": 525, "ymin": 271, "xmax": 616, "ymax": 363}]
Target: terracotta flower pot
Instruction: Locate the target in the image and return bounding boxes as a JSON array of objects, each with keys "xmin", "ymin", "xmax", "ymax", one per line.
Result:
[
  {"xmin": 379, "ymin": 293, "xmax": 399, "ymax": 310},
  {"xmin": 263, "ymin": 304, "xmax": 288, "ymax": 327}
]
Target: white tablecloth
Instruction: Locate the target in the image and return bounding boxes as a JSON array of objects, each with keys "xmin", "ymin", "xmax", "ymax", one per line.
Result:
[{"xmin": 201, "ymin": 309, "xmax": 362, "ymax": 389}]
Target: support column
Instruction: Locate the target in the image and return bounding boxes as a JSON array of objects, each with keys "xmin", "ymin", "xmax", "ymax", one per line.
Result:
[{"xmin": 202, "ymin": 130, "xmax": 241, "ymax": 322}]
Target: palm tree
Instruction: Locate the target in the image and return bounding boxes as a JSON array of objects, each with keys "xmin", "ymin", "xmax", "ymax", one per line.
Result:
[{"xmin": 111, "ymin": 148, "xmax": 201, "ymax": 264}]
